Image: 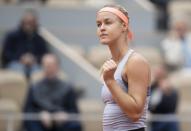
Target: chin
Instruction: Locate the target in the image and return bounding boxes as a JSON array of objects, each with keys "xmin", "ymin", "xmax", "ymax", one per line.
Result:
[{"xmin": 100, "ymin": 39, "xmax": 110, "ymax": 45}]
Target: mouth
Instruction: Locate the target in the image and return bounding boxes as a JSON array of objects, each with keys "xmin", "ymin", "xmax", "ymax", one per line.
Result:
[{"xmin": 100, "ymin": 34, "xmax": 108, "ymax": 38}]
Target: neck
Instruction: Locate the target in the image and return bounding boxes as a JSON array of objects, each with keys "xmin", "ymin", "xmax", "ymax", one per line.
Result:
[
  {"xmin": 45, "ymin": 74, "xmax": 58, "ymax": 80},
  {"xmin": 108, "ymin": 37, "xmax": 129, "ymax": 63}
]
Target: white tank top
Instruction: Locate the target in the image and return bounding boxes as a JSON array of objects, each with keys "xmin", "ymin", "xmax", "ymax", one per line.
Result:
[{"xmin": 101, "ymin": 49, "xmax": 150, "ymax": 131}]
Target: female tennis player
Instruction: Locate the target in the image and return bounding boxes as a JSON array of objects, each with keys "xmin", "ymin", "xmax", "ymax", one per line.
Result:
[{"xmin": 96, "ymin": 4, "xmax": 151, "ymax": 131}]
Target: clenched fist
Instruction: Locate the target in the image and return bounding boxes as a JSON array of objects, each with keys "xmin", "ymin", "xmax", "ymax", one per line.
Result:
[{"xmin": 101, "ymin": 59, "xmax": 117, "ymax": 83}]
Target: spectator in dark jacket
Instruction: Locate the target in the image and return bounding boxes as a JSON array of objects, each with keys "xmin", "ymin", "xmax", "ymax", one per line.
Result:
[
  {"xmin": 149, "ymin": 65, "xmax": 179, "ymax": 131},
  {"xmin": 150, "ymin": 0, "xmax": 171, "ymax": 31},
  {"xmin": 23, "ymin": 54, "xmax": 82, "ymax": 131},
  {"xmin": 1, "ymin": 9, "xmax": 48, "ymax": 79}
]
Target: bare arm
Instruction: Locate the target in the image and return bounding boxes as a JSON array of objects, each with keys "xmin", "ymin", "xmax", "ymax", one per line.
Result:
[{"xmin": 103, "ymin": 54, "xmax": 150, "ymax": 121}]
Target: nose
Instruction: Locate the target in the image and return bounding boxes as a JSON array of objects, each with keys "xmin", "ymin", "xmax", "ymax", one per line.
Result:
[{"xmin": 100, "ymin": 23, "xmax": 106, "ymax": 31}]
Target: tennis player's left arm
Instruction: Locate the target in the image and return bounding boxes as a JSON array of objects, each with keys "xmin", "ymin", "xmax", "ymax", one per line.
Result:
[
  {"xmin": 124, "ymin": 55, "xmax": 151, "ymax": 121},
  {"xmin": 108, "ymin": 54, "xmax": 150, "ymax": 121}
]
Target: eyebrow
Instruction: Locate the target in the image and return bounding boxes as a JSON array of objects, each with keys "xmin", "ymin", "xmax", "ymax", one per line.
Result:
[{"xmin": 96, "ymin": 17, "xmax": 113, "ymax": 23}]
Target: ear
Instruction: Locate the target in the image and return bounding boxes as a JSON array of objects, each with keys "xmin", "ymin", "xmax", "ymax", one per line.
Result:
[{"xmin": 122, "ymin": 22, "xmax": 128, "ymax": 32}]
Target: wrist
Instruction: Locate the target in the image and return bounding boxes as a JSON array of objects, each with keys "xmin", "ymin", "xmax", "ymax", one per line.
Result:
[{"xmin": 105, "ymin": 79, "xmax": 116, "ymax": 86}]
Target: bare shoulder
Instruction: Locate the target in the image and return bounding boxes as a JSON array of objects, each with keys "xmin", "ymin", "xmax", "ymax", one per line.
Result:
[
  {"xmin": 125, "ymin": 52, "xmax": 150, "ymax": 75},
  {"xmin": 129, "ymin": 52, "xmax": 149, "ymax": 67}
]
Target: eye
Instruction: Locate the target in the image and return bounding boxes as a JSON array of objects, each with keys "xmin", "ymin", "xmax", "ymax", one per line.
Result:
[
  {"xmin": 105, "ymin": 20, "xmax": 112, "ymax": 25},
  {"xmin": 97, "ymin": 22, "xmax": 101, "ymax": 27}
]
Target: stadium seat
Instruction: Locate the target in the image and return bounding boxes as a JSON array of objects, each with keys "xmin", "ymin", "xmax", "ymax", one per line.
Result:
[{"xmin": 0, "ymin": 70, "xmax": 28, "ymax": 131}]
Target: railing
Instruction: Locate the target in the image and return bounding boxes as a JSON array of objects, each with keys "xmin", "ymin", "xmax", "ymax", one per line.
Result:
[
  {"xmin": 0, "ymin": 113, "xmax": 101, "ymax": 131},
  {"xmin": 0, "ymin": 113, "xmax": 191, "ymax": 131}
]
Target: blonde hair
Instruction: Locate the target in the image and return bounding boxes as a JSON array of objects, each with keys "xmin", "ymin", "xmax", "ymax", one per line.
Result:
[{"xmin": 103, "ymin": 4, "xmax": 130, "ymax": 24}]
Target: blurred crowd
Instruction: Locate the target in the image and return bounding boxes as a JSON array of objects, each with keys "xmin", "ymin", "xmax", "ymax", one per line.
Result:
[
  {"xmin": 0, "ymin": 10, "xmax": 82, "ymax": 131},
  {"xmin": 1, "ymin": 0, "xmax": 48, "ymax": 4}
]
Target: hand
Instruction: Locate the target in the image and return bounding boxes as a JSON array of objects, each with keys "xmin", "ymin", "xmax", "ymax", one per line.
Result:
[
  {"xmin": 53, "ymin": 112, "xmax": 69, "ymax": 124},
  {"xmin": 20, "ymin": 53, "xmax": 36, "ymax": 66},
  {"xmin": 101, "ymin": 59, "xmax": 117, "ymax": 83},
  {"xmin": 40, "ymin": 111, "xmax": 52, "ymax": 129}
]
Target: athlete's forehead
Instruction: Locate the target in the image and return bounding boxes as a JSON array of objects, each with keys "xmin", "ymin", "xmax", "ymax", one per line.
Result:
[{"xmin": 96, "ymin": 12, "xmax": 119, "ymax": 22}]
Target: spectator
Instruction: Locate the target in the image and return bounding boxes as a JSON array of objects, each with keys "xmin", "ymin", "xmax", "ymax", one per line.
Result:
[
  {"xmin": 149, "ymin": 65, "xmax": 179, "ymax": 131},
  {"xmin": 40, "ymin": 0, "xmax": 48, "ymax": 4},
  {"xmin": 1, "ymin": 9, "xmax": 48, "ymax": 79},
  {"xmin": 18, "ymin": 0, "xmax": 48, "ymax": 4},
  {"xmin": 150, "ymin": 0, "xmax": 171, "ymax": 31},
  {"xmin": 23, "ymin": 54, "xmax": 82, "ymax": 131},
  {"xmin": 161, "ymin": 20, "xmax": 191, "ymax": 71}
]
